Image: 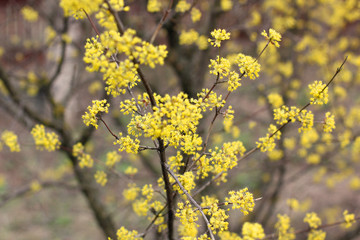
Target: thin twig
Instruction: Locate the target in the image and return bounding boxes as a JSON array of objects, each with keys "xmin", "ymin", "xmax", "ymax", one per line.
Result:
[
  {"xmin": 165, "ymin": 163, "xmax": 216, "ymax": 240},
  {"xmin": 193, "ymin": 56, "xmax": 348, "ymax": 197},
  {"xmin": 264, "ymin": 216, "xmax": 360, "ymax": 239},
  {"xmin": 98, "ymin": 116, "xmax": 119, "ymax": 140},
  {"xmin": 150, "ymin": 0, "xmax": 174, "ymax": 44}
]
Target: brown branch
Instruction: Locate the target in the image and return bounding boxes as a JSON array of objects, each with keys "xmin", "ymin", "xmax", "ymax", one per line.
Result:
[{"xmin": 150, "ymin": 0, "xmax": 174, "ymax": 44}]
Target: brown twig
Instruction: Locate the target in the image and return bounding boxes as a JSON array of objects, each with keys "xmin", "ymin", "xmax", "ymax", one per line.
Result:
[{"xmin": 150, "ymin": 0, "xmax": 174, "ymax": 44}]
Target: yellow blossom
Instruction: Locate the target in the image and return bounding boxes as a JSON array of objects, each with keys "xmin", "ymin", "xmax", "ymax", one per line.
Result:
[
  {"xmin": 304, "ymin": 212, "xmax": 322, "ymax": 229},
  {"xmin": 286, "ymin": 198, "xmax": 300, "ymax": 211},
  {"xmin": 21, "ymin": 6, "xmax": 38, "ymax": 22},
  {"xmin": 175, "ymin": 0, "xmax": 191, "ymax": 13},
  {"xmin": 236, "ymin": 53, "xmax": 261, "ymax": 80},
  {"xmin": 174, "ymin": 171, "xmax": 196, "ymax": 195},
  {"xmin": 1, "ymin": 131, "xmax": 20, "ymax": 152},
  {"xmin": 225, "ymin": 188, "xmax": 255, "ymax": 215},
  {"xmin": 82, "ymin": 99, "xmax": 110, "ymax": 129},
  {"xmin": 343, "ymin": 210, "xmax": 355, "ymax": 228},
  {"xmin": 115, "ymin": 133, "xmax": 140, "ymax": 154},
  {"xmin": 124, "ymin": 166, "xmax": 138, "ymax": 175},
  {"xmin": 191, "ymin": 7, "xmax": 201, "ymax": 22},
  {"xmin": 106, "ymin": 151, "xmax": 121, "ymax": 167},
  {"xmin": 196, "ymin": 35, "xmax": 209, "ymax": 50},
  {"xmin": 94, "ymin": 170, "xmax": 107, "ymax": 186},
  {"xmin": 123, "ymin": 183, "xmax": 140, "ymax": 202},
  {"xmin": 176, "ymin": 201, "xmax": 199, "ymax": 237},
  {"xmin": 275, "ymin": 214, "xmax": 295, "ymax": 240},
  {"xmin": 221, "ymin": 0, "xmax": 233, "ymax": 11},
  {"xmin": 208, "ymin": 29, "xmax": 231, "ymax": 48},
  {"xmin": 115, "ymin": 226, "xmax": 141, "ymax": 240},
  {"xmin": 147, "ymin": 0, "xmax": 162, "ymax": 12},
  {"xmin": 209, "ymin": 56, "xmax": 231, "ymax": 78},
  {"xmin": 307, "ymin": 230, "xmax": 326, "ymax": 240},
  {"xmin": 59, "ymin": 0, "xmax": 103, "ymax": 19},
  {"xmin": 261, "ymin": 28, "xmax": 282, "ymax": 47},
  {"xmin": 308, "ymin": 81, "xmax": 328, "ymax": 105},
  {"xmin": 31, "ymin": 125, "xmax": 61, "ymax": 151},
  {"xmin": 72, "ymin": 142, "xmax": 93, "ymax": 168},
  {"xmin": 256, "ymin": 124, "xmax": 281, "ymax": 152},
  {"xmin": 268, "ymin": 93, "xmax": 284, "ymax": 108},
  {"xmin": 323, "ymin": 112, "xmax": 335, "ymax": 132},
  {"xmin": 179, "ymin": 29, "xmax": 199, "ymax": 45},
  {"xmin": 242, "ymin": 222, "xmax": 265, "ymax": 240}
]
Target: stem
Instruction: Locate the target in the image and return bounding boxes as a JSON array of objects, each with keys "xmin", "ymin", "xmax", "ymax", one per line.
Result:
[
  {"xmin": 165, "ymin": 163, "xmax": 216, "ymax": 240},
  {"xmin": 150, "ymin": 0, "xmax": 174, "ymax": 44},
  {"xmin": 158, "ymin": 139, "xmax": 175, "ymax": 240}
]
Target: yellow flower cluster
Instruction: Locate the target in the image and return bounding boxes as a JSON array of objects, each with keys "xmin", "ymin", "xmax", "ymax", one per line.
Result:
[
  {"xmin": 114, "ymin": 133, "xmax": 140, "ymax": 154},
  {"xmin": 343, "ymin": 210, "xmax": 355, "ymax": 228},
  {"xmin": 83, "ymin": 37, "xmax": 139, "ymax": 96},
  {"xmin": 323, "ymin": 112, "xmax": 335, "ymax": 133},
  {"xmin": 225, "ymin": 188, "xmax": 255, "ymax": 215},
  {"xmin": 242, "ymin": 222, "xmax": 265, "ymax": 240},
  {"xmin": 307, "ymin": 230, "xmax": 326, "ymax": 240},
  {"xmin": 133, "ymin": 42, "xmax": 168, "ymax": 68},
  {"xmin": 125, "ymin": 92, "xmax": 203, "ymax": 154},
  {"xmin": 115, "ymin": 226, "xmax": 141, "ymax": 240},
  {"xmin": 297, "ymin": 110, "xmax": 314, "ymax": 133},
  {"xmin": 209, "ymin": 56, "xmax": 231, "ymax": 79},
  {"xmin": 84, "ymin": 29, "xmax": 167, "ymax": 96},
  {"xmin": 21, "ymin": 6, "xmax": 38, "ymax": 22},
  {"xmin": 220, "ymin": 0, "xmax": 233, "ymax": 11},
  {"xmin": 273, "ymin": 106, "xmax": 315, "ymax": 133},
  {"xmin": 106, "ymin": 151, "xmax": 121, "ymax": 167},
  {"xmin": 218, "ymin": 231, "xmax": 242, "ymax": 240},
  {"xmin": 175, "ymin": 0, "xmax": 191, "ymax": 13},
  {"xmin": 210, "ymin": 141, "xmax": 246, "ymax": 176},
  {"xmin": 94, "ymin": 170, "xmax": 107, "ymax": 186},
  {"xmin": 1, "ymin": 131, "xmax": 20, "ymax": 152},
  {"xmin": 72, "ymin": 142, "xmax": 94, "ymax": 168},
  {"xmin": 196, "ymin": 90, "xmax": 225, "ymax": 111},
  {"xmin": 168, "ymin": 151, "xmax": 185, "ymax": 172},
  {"xmin": 256, "ymin": 124, "xmax": 281, "ymax": 152},
  {"xmin": 31, "ymin": 125, "xmax": 61, "ymax": 151},
  {"xmin": 123, "ymin": 183, "xmax": 140, "ymax": 202},
  {"xmin": 261, "ymin": 28, "xmax": 282, "ymax": 47},
  {"xmin": 191, "ymin": 8, "xmax": 201, "ymax": 22},
  {"xmin": 176, "ymin": 201, "xmax": 199, "ymax": 237},
  {"xmin": 173, "ymin": 172, "xmax": 196, "ymax": 195},
  {"xmin": 207, "ymin": 202, "xmax": 229, "ymax": 234},
  {"xmin": 125, "ymin": 166, "xmax": 138, "ymax": 175},
  {"xmin": 208, "ymin": 29, "xmax": 231, "ymax": 48},
  {"xmin": 82, "ymin": 99, "xmax": 110, "ymax": 129},
  {"xmin": 147, "ymin": 0, "xmax": 162, "ymax": 12},
  {"xmin": 304, "ymin": 212, "xmax": 322, "ymax": 229},
  {"xmin": 59, "ymin": 0, "xmax": 103, "ymax": 19},
  {"xmin": 275, "ymin": 214, "xmax": 295, "ymax": 240},
  {"xmin": 132, "ymin": 185, "xmax": 153, "ymax": 216},
  {"xmin": 267, "ymin": 93, "xmax": 284, "ymax": 108},
  {"xmin": 236, "ymin": 54, "xmax": 261, "ymax": 80},
  {"xmin": 179, "ymin": 29, "xmax": 199, "ymax": 45},
  {"xmin": 308, "ymin": 81, "xmax": 328, "ymax": 105}
]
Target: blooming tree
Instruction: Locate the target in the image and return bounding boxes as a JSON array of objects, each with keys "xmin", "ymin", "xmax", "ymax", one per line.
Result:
[{"xmin": 0, "ymin": 0, "xmax": 359, "ymax": 239}]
